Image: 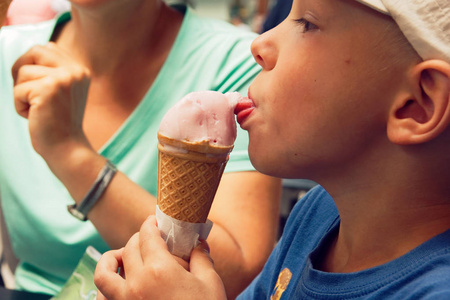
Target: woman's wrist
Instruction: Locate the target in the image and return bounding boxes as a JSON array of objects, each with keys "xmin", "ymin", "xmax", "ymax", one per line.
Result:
[
  {"xmin": 67, "ymin": 160, "xmax": 117, "ymax": 221},
  {"xmin": 44, "ymin": 140, "xmax": 109, "ymax": 204}
]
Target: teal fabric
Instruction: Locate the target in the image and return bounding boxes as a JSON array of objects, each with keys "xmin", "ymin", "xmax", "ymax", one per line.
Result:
[{"xmin": 0, "ymin": 8, "xmax": 260, "ymax": 295}]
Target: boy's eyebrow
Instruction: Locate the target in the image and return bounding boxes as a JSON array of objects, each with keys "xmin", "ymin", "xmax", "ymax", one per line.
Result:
[
  {"xmin": 305, "ymin": 0, "xmax": 348, "ymax": 24},
  {"xmin": 296, "ymin": 0, "xmax": 331, "ymax": 23}
]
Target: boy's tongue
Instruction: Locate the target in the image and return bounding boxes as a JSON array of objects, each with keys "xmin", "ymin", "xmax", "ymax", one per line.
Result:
[
  {"xmin": 158, "ymin": 91, "xmax": 244, "ymax": 147},
  {"xmin": 234, "ymin": 97, "xmax": 255, "ymax": 125}
]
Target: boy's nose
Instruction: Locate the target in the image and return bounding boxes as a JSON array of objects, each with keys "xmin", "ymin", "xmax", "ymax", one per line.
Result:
[{"xmin": 251, "ymin": 30, "xmax": 278, "ymax": 71}]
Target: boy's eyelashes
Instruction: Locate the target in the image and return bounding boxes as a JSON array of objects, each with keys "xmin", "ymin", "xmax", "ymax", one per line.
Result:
[{"xmin": 294, "ymin": 18, "xmax": 319, "ymax": 33}]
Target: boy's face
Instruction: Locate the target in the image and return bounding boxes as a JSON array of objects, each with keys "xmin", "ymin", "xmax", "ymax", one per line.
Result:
[{"xmin": 244, "ymin": 0, "xmax": 412, "ymax": 179}]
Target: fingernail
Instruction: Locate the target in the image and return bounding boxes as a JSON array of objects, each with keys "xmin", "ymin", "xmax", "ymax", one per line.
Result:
[{"xmin": 199, "ymin": 239, "xmax": 210, "ymax": 253}]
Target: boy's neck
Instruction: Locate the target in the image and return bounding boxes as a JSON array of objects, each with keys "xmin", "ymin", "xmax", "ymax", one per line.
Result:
[{"xmin": 318, "ymin": 179, "xmax": 450, "ymax": 273}]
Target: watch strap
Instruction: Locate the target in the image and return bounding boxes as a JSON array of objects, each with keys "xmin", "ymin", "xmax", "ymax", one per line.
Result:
[{"xmin": 68, "ymin": 160, "xmax": 117, "ymax": 221}]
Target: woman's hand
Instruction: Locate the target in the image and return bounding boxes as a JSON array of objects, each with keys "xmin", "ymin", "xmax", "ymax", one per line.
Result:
[
  {"xmin": 94, "ymin": 216, "xmax": 227, "ymax": 300},
  {"xmin": 12, "ymin": 42, "xmax": 91, "ymax": 161}
]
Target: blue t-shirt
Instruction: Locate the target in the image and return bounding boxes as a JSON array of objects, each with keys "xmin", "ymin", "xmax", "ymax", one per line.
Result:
[{"xmin": 239, "ymin": 186, "xmax": 450, "ymax": 299}]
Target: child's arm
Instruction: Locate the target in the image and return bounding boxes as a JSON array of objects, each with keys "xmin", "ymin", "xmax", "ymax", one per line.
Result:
[{"xmin": 95, "ymin": 216, "xmax": 227, "ymax": 300}]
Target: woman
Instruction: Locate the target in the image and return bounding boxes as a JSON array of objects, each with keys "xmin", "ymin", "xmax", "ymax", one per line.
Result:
[{"xmin": 1, "ymin": 0, "xmax": 281, "ymax": 298}]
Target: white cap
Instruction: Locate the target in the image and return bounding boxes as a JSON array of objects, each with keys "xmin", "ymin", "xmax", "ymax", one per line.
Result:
[{"xmin": 355, "ymin": 0, "xmax": 450, "ymax": 62}]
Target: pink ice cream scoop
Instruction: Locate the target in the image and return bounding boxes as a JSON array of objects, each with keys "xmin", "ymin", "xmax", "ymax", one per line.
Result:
[
  {"xmin": 159, "ymin": 91, "xmax": 243, "ymax": 147},
  {"xmin": 156, "ymin": 91, "xmax": 246, "ymax": 260}
]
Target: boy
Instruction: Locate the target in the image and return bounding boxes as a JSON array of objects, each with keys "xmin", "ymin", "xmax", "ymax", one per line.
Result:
[{"xmin": 94, "ymin": 0, "xmax": 450, "ymax": 299}]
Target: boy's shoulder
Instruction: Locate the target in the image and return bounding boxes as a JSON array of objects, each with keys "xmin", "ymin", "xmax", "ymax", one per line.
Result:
[
  {"xmin": 287, "ymin": 185, "xmax": 338, "ymax": 228},
  {"xmin": 376, "ymin": 233, "xmax": 450, "ymax": 299}
]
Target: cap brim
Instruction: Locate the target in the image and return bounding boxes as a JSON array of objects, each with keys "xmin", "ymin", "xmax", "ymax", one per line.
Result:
[{"xmin": 354, "ymin": 0, "xmax": 390, "ymax": 15}]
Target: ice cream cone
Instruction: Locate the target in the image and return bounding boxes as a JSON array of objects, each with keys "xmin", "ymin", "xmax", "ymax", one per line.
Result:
[{"xmin": 157, "ymin": 133, "xmax": 233, "ymax": 223}]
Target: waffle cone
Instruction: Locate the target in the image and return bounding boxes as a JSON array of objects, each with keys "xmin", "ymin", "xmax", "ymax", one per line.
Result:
[{"xmin": 157, "ymin": 133, "xmax": 233, "ymax": 223}]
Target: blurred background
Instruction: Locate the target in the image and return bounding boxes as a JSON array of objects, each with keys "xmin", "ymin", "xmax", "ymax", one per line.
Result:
[
  {"xmin": 169, "ymin": 0, "xmax": 269, "ymax": 32},
  {"xmin": 4, "ymin": 0, "xmax": 283, "ymax": 34}
]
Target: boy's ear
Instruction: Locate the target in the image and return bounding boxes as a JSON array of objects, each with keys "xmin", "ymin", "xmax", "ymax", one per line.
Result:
[{"xmin": 387, "ymin": 60, "xmax": 450, "ymax": 145}]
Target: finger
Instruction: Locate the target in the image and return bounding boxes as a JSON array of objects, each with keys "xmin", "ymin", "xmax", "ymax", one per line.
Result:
[
  {"xmin": 11, "ymin": 43, "xmax": 73, "ymax": 83},
  {"xmin": 13, "ymin": 67, "xmax": 77, "ymax": 119},
  {"xmin": 189, "ymin": 241, "xmax": 226, "ymax": 296},
  {"xmin": 12, "ymin": 45, "xmax": 51, "ymax": 83},
  {"xmin": 14, "ymin": 64, "xmax": 56, "ymax": 85},
  {"xmin": 189, "ymin": 240, "xmax": 216, "ymax": 277},
  {"xmin": 42, "ymin": 42, "xmax": 73, "ymax": 61},
  {"xmin": 13, "ymin": 77, "xmax": 52, "ymax": 119},
  {"xmin": 138, "ymin": 216, "xmax": 172, "ymax": 264},
  {"xmin": 13, "ymin": 80, "xmax": 37, "ymax": 119},
  {"xmin": 173, "ymin": 254, "xmax": 190, "ymax": 271},
  {"xmin": 138, "ymin": 216, "xmax": 189, "ymax": 273},
  {"xmin": 94, "ymin": 249, "xmax": 126, "ymax": 300},
  {"xmin": 121, "ymin": 233, "xmax": 144, "ymax": 278}
]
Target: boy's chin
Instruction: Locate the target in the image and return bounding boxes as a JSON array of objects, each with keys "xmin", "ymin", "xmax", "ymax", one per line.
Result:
[
  {"xmin": 249, "ymin": 149, "xmax": 307, "ymax": 179},
  {"xmin": 248, "ymin": 152, "xmax": 285, "ymax": 178}
]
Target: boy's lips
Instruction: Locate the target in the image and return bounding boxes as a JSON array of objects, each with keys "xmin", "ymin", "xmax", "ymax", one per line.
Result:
[{"xmin": 234, "ymin": 97, "xmax": 255, "ymax": 125}]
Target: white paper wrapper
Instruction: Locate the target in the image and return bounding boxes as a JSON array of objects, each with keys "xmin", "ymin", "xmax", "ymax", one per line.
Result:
[{"xmin": 155, "ymin": 205, "xmax": 213, "ymax": 260}]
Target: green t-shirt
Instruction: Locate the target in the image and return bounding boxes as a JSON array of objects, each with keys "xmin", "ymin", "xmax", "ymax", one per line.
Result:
[{"xmin": 0, "ymin": 7, "xmax": 260, "ymax": 295}]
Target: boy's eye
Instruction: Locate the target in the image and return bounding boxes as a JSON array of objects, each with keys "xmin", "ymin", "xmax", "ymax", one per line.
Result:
[{"xmin": 294, "ymin": 18, "xmax": 319, "ymax": 32}]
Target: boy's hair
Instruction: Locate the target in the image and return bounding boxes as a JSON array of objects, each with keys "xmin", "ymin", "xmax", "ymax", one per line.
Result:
[
  {"xmin": 355, "ymin": 0, "xmax": 450, "ymax": 63},
  {"xmin": 376, "ymin": 17, "xmax": 421, "ymax": 68}
]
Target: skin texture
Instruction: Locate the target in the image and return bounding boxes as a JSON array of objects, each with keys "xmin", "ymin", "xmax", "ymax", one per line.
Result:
[
  {"xmin": 0, "ymin": 0, "xmax": 11, "ymax": 25},
  {"xmin": 94, "ymin": 0, "xmax": 450, "ymax": 298},
  {"xmin": 10, "ymin": 0, "xmax": 282, "ymax": 298}
]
